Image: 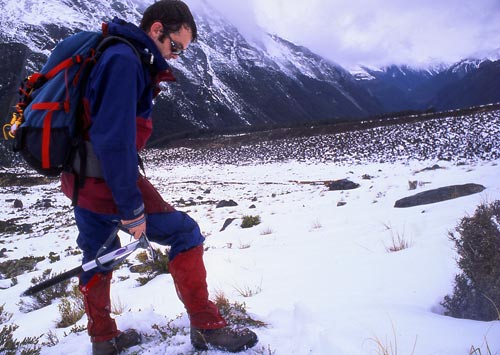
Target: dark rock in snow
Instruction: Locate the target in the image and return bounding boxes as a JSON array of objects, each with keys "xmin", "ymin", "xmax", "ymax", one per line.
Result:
[
  {"xmin": 216, "ymin": 200, "xmax": 238, "ymax": 208},
  {"xmin": 327, "ymin": 179, "xmax": 360, "ymax": 191},
  {"xmin": 13, "ymin": 199, "xmax": 23, "ymax": 208},
  {"xmin": 415, "ymin": 164, "xmax": 444, "ymax": 174},
  {"xmin": 394, "ymin": 183, "xmax": 486, "ymax": 208},
  {"xmin": 220, "ymin": 218, "xmax": 236, "ymax": 232}
]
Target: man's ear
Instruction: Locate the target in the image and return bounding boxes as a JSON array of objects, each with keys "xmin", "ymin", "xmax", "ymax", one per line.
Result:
[{"xmin": 149, "ymin": 21, "xmax": 163, "ymax": 38}]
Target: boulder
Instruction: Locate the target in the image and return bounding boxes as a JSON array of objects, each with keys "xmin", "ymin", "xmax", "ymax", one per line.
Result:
[
  {"xmin": 394, "ymin": 183, "xmax": 486, "ymax": 208},
  {"xmin": 326, "ymin": 179, "xmax": 360, "ymax": 191},
  {"xmin": 216, "ymin": 199, "xmax": 238, "ymax": 208},
  {"xmin": 220, "ymin": 218, "xmax": 236, "ymax": 232}
]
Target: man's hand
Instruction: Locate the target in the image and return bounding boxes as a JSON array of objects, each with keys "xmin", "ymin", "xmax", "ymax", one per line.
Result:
[{"xmin": 121, "ymin": 214, "xmax": 146, "ymax": 240}]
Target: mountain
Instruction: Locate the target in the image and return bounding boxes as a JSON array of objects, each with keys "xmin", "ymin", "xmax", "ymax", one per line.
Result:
[
  {"xmin": 353, "ymin": 65, "xmax": 441, "ymax": 112},
  {"xmin": 0, "ymin": 0, "xmax": 382, "ymax": 148},
  {"xmin": 428, "ymin": 59, "xmax": 500, "ymax": 111},
  {"xmin": 355, "ymin": 59, "xmax": 500, "ymax": 113}
]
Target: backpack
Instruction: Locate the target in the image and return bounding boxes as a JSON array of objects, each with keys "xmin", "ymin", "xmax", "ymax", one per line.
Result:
[{"xmin": 5, "ymin": 25, "xmax": 139, "ymax": 179}]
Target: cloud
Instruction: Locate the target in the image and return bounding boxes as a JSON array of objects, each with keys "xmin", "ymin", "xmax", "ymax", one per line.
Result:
[
  {"xmin": 189, "ymin": 0, "xmax": 263, "ymax": 41},
  {"xmin": 198, "ymin": 0, "xmax": 500, "ymax": 69}
]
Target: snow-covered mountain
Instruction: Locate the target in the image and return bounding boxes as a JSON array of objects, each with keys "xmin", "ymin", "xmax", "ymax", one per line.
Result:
[
  {"xmin": 0, "ymin": 0, "xmax": 381, "ymax": 146},
  {"xmin": 354, "ymin": 59, "xmax": 500, "ymax": 113},
  {"xmin": 353, "ymin": 65, "xmax": 440, "ymax": 112},
  {"xmin": 1, "ymin": 0, "xmax": 499, "ymax": 150}
]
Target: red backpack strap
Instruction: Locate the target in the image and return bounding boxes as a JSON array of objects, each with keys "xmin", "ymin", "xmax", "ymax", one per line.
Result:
[
  {"xmin": 44, "ymin": 56, "xmax": 83, "ymax": 80},
  {"xmin": 102, "ymin": 22, "xmax": 109, "ymax": 37}
]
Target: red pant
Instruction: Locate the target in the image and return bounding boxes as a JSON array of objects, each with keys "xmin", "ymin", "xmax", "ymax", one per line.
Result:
[{"xmin": 80, "ymin": 245, "xmax": 226, "ymax": 342}]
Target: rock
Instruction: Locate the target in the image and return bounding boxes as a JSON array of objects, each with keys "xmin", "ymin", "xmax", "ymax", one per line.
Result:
[
  {"xmin": 326, "ymin": 179, "xmax": 360, "ymax": 191},
  {"xmin": 220, "ymin": 218, "xmax": 236, "ymax": 231},
  {"xmin": 176, "ymin": 198, "xmax": 197, "ymax": 207},
  {"xmin": 216, "ymin": 200, "xmax": 238, "ymax": 208},
  {"xmin": 415, "ymin": 164, "xmax": 443, "ymax": 174},
  {"xmin": 408, "ymin": 180, "xmax": 418, "ymax": 190},
  {"xmin": 394, "ymin": 183, "xmax": 486, "ymax": 208},
  {"xmin": 337, "ymin": 201, "xmax": 347, "ymax": 207},
  {"xmin": 13, "ymin": 199, "xmax": 23, "ymax": 208}
]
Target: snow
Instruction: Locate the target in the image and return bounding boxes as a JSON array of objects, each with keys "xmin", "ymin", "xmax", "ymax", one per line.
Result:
[
  {"xmin": 1, "ymin": 108, "xmax": 500, "ymax": 354},
  {"xmin": 0, "ymin": 156, "xmax": 499, "ymax": 354}
]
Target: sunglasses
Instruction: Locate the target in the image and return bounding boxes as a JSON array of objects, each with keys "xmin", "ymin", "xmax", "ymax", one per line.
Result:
[
  {"xmin": 161, "ymin": 27, "xmax": 185, "ymax": 56},
  {"xmin": 168, "ymin": 35, "xmax": 184, "ymax": 56}
]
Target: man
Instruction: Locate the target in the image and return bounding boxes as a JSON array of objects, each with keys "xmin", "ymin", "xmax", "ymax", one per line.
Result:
[{"xmin": 60, "ymin": 1, "xmax": 258, "ymax": 354}]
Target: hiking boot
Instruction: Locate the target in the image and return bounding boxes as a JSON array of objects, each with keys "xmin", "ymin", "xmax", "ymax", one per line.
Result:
[
  {"xmin": 191, "ymin": 327, "xmax": 258, "ymax": 352},
  {"xmin": 92, "ymin": 329, "xmax": 141, "ymax": 355}
]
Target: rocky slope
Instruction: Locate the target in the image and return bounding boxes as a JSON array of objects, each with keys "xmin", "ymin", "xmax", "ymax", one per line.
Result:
[
  {"xmin": 143, "ymin": 105, "xmax": 500, "ymax": 166},
  {"xmin": 0, "ymin": 0, "xmax": 381, "ymax": 146}
]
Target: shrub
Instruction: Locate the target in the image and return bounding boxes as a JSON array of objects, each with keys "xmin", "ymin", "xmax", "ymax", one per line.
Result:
[
  {"xmin": 48, "ymin": 252, "xmax": 60, "ymax": 263},
  {"xmin": 241, "ymin": 215, "xmax": 261, "ymax": 229},
  {"xmin": 0, "ymin": 304, "xmax": 12, "ymax": 324},
  {"xmin": 151, "ymin": 315, "xmax": 189, "ymax": 341},
  {"xmin": 442, "ymin": 201, "xmax": 500, "ymax": 321},
  {"xmin": 57, "ymin": 285, "xmax": 85, "ymax": 328},
  {"xmin": 0, "ymin": 304, "xmax": 42, "ymax": 354},
  {"xmin": 132, "ymin": 248, "xmax": 170, "ymax": 286},
  {"xmin": 0, "ymin": 256, "xmax": 45, "ymax": 279},
  {"xmin": 19, "ymin": 269, "xmax": 71, "ymax": 313}
]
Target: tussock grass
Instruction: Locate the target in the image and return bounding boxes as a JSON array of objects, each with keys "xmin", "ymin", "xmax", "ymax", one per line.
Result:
[
  {"xmin": 469, "ymin": 339, "xmax": 494, "ymax": 355},
  {"xmin": 232, "ymin": 281, "xmax": 262, "ymax": 298},
  {"xmin": 260, "ymin": 227, "xmax": 273, "ymax": 235},
  {"xmin": 369, "ymin": 322, "xmax": 417, "ymax": 355},
  {"xmin": 382, "ymin": 223, "xmax": 412, "ymax": 252},
  {"xmin": 311, "ymin": 219, "xmax": 322, "ymax": 230},
  {"xmin": 214, "ymin": 291, "xmax": 266, "ymax": 328},
  {"xmin": 385, "ymin": 233, "xmax": 412, "ymax": 252}
]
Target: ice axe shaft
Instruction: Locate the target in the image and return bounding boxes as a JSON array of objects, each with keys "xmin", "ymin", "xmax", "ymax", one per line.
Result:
[{"xmin": 21, "ymin": 233, "xmax": 152, "ymax": 297}]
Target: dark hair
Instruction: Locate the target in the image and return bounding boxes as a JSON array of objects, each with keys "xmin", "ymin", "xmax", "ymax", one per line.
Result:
[{"xmin": 140, "ymin": 0, "xmax": 198, "ymax": 41}]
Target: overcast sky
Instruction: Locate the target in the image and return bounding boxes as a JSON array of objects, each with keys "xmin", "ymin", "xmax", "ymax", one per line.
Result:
[{"xmin": 195, "ymin": 0, "xmax": 500, "ymax": 70}]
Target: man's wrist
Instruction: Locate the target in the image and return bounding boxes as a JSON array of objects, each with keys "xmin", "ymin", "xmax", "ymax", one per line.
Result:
[{"xmin": 122, "ymin": 214, "xmax": 145, "ymax": 229}]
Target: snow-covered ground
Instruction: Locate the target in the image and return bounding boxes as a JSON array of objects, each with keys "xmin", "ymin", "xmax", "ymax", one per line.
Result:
[{"xmin": 1, "ymin": 109, "xmax": 500, "ymax": 354}]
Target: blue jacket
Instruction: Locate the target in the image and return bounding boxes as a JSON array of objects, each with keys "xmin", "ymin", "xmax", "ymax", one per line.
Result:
[{"xmin": 62, "ymin": 18, "xmax": 176, "ymax": 219}]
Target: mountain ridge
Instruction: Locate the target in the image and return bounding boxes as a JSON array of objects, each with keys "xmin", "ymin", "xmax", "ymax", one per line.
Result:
[
  {"xmin": 0, "ymin": 0, "xmax": 499, "ymax": 151},
  {"xmin": 0, "ymin": 0, "xmax": 382, "ymax": 142}
]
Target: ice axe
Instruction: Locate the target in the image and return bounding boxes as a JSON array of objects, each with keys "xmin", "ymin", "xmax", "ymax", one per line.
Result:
[{"xmin": 21, "ymin": 225, "xmax": 156, "ymax": 297}]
